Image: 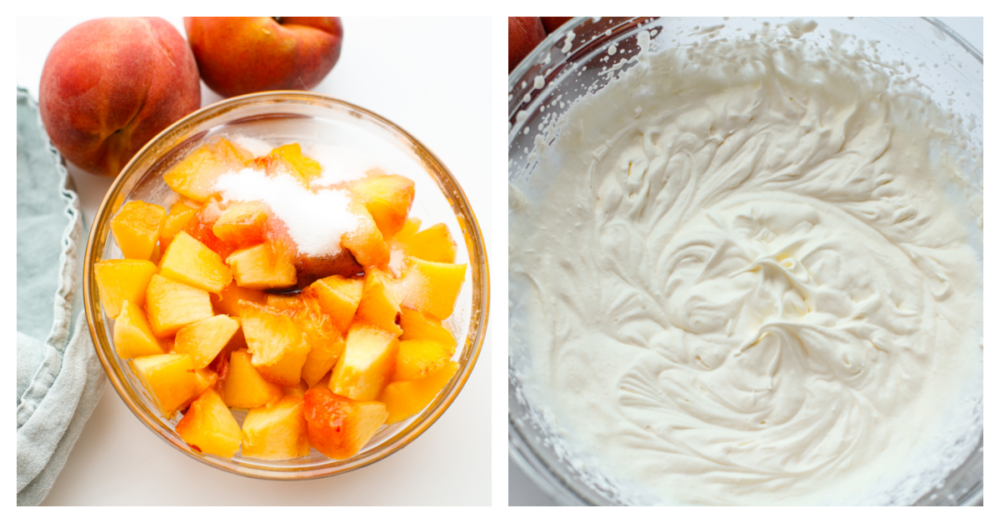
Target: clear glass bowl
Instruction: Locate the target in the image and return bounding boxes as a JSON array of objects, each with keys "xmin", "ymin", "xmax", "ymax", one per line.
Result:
[
  {"xmin": 508, "ymin": 17, "xmax": 982, "ymax": 506},
  {"xmin": 84, "ymin": 91, "xmax": 489, "ymax": 480}
]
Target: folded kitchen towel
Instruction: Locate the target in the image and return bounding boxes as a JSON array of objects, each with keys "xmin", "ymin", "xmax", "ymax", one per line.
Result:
[{"xmin": 17, "ymin": 87, "xmax": 105, "ymax": 506}]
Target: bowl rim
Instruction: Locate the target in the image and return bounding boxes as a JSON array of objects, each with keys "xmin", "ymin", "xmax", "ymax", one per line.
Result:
[
  {"xmin": 84, "ymin": 90, "xmax": 490, "ymax": 480},
  {"xmin": 508, "ymin": 16, "xmax": 982, "ymax": 506}
]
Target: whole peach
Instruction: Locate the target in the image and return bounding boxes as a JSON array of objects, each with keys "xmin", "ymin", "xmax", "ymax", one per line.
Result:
[
  {"xmin": 508, "ymin": 17, "xmax": 546, "ymax": 73},
  {"xmin": 184, "ymin": 17, "xmax": 344, "ymax": 98},
  {"xmin": 39, "ymin": 18, "xmax": 201, "ymax": 177},
  {"xmin": 541, "ymin": 17, "xmax": 574, "ymax": 34}
]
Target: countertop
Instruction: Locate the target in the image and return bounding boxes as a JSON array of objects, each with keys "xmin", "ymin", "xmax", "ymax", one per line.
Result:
[
  {"xmin": 507, "ymin": 15, "xmax": 983, "ymax": 506},
  {"xmin": 18, "ymin": 16, "xmax": 491, "ymax": 506}
]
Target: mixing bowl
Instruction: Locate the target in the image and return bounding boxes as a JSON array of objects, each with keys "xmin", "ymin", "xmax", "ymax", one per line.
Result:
[
  {"xmin": 84, "ymin": 91, "xmax": 490, "ymax": 480},
  {"xmin": 508, "ymin": 17, "xmax": 982, "ymax": 505}
]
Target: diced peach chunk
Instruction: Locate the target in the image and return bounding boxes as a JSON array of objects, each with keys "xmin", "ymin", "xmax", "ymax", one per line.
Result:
[
  {"xmin": 181, "ymin": 368, "xmax": 219, "ymax": 409},
  {"xmin": 173, "ymin": 315, "xmax": 240, "ymax": 369},
  {"xmin": 145, "ymin": 274, "xmax": 215, "ymax": 338},
  {"xmin": 241, "ymin": 396, "xmax": 310, "ymax": 460},
  {"xmin": 240, "ymin": 303, "xmax": 310, "ymax": 387},
  {"xmin": 222, "ymin": 349, "xmax": 283, "ymax": 409},
  {"xmin": 391, "ymin": 217, "xmax": 421, "ymax": 245},
  {"xmin": 330, "ymin": 322, "xmax": 399, "ymax": 401},
  {"xmin": 304, "ymin": 388, "xmax": 387, "ymax": 460},
  {"xmin": 131, "ymin": 353, "xmax": 196, "ymax": 417},
  {"xmin": 212, "ymin": 201, "xmax": 270, "ymax": 247},
  {"xmin": 94, "ymin": 259, "xmax": 157, "ymax": 319},
  {"xmin": 355, "ymin": 269, "xmax": 403, "ymax": 335},
  {"xmin": 175, "ymin": 388, "xmax": 242, "ymax": 458},
  {"xmin": 110, "ymin": 200, "xmax": 166, "ymax": 261},
  {"xmin": 393, "ymin": 340, "xmax": 451, "ymax": 381},
  {"xmin": 407, "ymin": 223, "xmax": 457, "ymax": 263},
  {"xmin": 161, "ymin": 201, "xmax": 199, "ymax": 251},
  {"xmin": 395, "ymin": 257, "xmax": 467, "ymax": 320},
  {"xmin": 113, "ymin": 300, "xmax": 164, "ymax": 359},
  {"xmin": 399, "ymin": 307, "xmax": 457, "ymax": 355},
  {"xmin": 266, "ymin": 143, "xmax": 322, "ymax": 186},
  {"xmin": 295, "ymin": 297, "xmax": 346, "ymax": 387},
  {"xmin": 182, "ymin": 201, "xmax": 239, "ymax": 260},
  {"xmin": 306, "ymin": 275, "xmax": 363, "ymax": 333},
  {"xmin": 163, "ymin": 138, "xmax": 252, "ymax": 202},
  {"xmin": 211, "ymin": 281, "xmax": 267, "ymax": 317},
  {"xmin": 351, "ymin": 174, "xmax": 415, "ymax": 238},
  {"xmin": 381, "ymin": 361, "xmax": 458, "ymax": 424},
  {"xmin": 227, "ymin": 242, "xmax": 297, "ymax": 290},
  {"xmin": 159, "ymin": 231, "xmax": 233, "ymax": 293},
  {"xmin": 342, "ymin": 200, "xmax": 390, "ymax": 269}
]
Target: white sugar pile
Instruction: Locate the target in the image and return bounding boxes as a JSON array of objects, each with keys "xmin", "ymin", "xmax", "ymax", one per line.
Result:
[{"xmin": 213, "ymin": 168, "xmax": 358, "ymax": 257}]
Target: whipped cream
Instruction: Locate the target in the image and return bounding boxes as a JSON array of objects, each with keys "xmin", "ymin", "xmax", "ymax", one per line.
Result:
[{"xmin": 509, "ymin": 22, "xmax": 982, "ymax": 505}]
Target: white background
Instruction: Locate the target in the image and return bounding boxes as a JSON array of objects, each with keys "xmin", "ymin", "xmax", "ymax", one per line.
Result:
[
  {"xmin": 17, "ymin": 16, "xmax": 492, "ymax": 506},
  {"xmin": 506, "ymin": 16, "xmax": 984, "ymax": 506}
]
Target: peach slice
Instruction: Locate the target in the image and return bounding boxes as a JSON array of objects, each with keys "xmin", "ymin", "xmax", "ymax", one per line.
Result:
[
  {"xmin": 94, "ymin": 258, "xmax": 157, "ymax": 319},
  {"xmin": 181, "ymin": 200, "xmax": 239, "ymax": 260},
  {"xmin": 380, "ymin": 360, "xmax": 458, "ymax": 425},
  {"xmin": 113, "ymin": 300, "xmax": 164, "ymax": 359},
  {"xmin": 241, "ymin": 396, "xmax": 310, "ymax": 460},
  {"xmin": 158, "ymin": 231, "xmax": 233, "ymax": 293},
  {"xmin": 304, "ymin": 388, "xmax": 387, "ymax": 460},
  {"xmin": 266, "ymin": 143, "xmax": 322, "ymax": 187},
  {"xmin": 342, "ymin": 200, "xmax": 390, "ymax": 269},
  {"xmin": 399, "ymin": 307, "xmax": 457, "ymax": 355},
  {"xmin": 393, "ymin": 340, "xmax": 451, "ymax": 381},
  {"xmin": 406, "ymin": 223, "xmax": 457, "ymax": 264},
  {"xmin": 161, "ymin": 201, "xmax": 199, "ymax": 251},
  {"xmin": 145, "ymin": 274, "xmax": 215, "ymax": 338},
  {"xmin": 131, "ymin": 353, "xmax": 196, "ymax": 417},
  {"xmin": 173, "ymin": 315, "xmax": 240, "ymax": 369},
  {"xmin": 211, "ymin": 281, "xmax": 267, "ymax": 317},
  {"xmin": 306, "ymin": 275, "xmax": 363, "ymax": 333},
  {"xmin": 395, "ymin": 257, "xmax": 467, "ymax": 320},
  {"xmin": 212, "ymin": 201, "xmax": 270, "ymax": 247},
  {"xmin": 222, "ymin": 349, "xmax": 283, "ymax": 409},
  {"xmin": 330, "ymin": 322, "xmax": 400, "ymax": 401},
  {"xmin": 240, "ymin": 302, "xmax": 310, "ymax": 387},
  {"xmin": 180, "ymin": 368, "xmax": 220, "ymax": 410},
  {"xmin": 227, "ymin": 242, "xmax": 297, "ymax": 290},
  {"xmin": 110, "ymin": 200, "xmax": 166, "ymax": 261},
  {"xmin": 176, "ymin": 388, "xmax": 242, "ymax": 458},
  {"xmin": 351, "ymin": 174, "xmax": 415, "ymax": 238},
  {"xmin": 355, "ymin": 269, "xmax": 403, "ymax": 335},
  {"xmin": 163, "ymin": 138, "xmax": 252, "ymax": 202},
  {"xmin": 295, "ymin": 297, "xmax": 346, "ymax": 387}
]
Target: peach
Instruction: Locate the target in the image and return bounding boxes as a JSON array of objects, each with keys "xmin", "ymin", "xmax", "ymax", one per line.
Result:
[
  {"xmin": 304, "ymin": 388, "xmax": 387, "ymax": 460},
  {"xmin": 184, "ymin": 17, "xmax": 343, "ymax": 98},
  {"xmin": 508, "ymin": 17, "xmax": 546, "ymax": 73},
  {"xmin": 39, "ymin": 18, "xmax": 200, "ymax": 177},
  {"xmin": 541, "ymin": 17, "xmax": 573, "ymax": 34}
]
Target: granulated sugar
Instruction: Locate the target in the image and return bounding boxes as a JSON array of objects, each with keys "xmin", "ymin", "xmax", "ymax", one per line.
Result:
[{"xmin": 214, "ymin": 168, "xmax": 358, "ymax": 257}]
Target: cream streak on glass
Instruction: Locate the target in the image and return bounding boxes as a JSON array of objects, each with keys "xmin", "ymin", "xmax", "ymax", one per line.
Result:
[{"xmin": 509, "ymin": 22, "xmax": 983, "ymax": 505}]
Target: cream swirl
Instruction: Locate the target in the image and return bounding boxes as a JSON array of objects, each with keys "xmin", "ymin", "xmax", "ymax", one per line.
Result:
[{"xmin": 509, "ymin": 25, "xmax": 982, "ymax": 505}]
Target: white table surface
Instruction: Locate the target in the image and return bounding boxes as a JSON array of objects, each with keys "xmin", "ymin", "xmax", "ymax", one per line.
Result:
[
  {"xmin": 506, "ymin": 15, "xmax": 984, "ymax": 507},
  {"xmin": 18, "ymin": 16, "xmax": 491, "ymax": 506}
]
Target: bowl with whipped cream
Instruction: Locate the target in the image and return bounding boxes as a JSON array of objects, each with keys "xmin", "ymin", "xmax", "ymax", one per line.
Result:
[{"xmin": 508, "ymin": 17, "xmax": 982, "ymax": 505}]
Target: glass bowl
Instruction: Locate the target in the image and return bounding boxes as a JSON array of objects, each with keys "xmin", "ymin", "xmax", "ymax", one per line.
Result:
[
  {"xmin": 84, "ymin": 91, "xmax": 489, "ymax": 480},
  {"xmin": 508, "ymin": 17, "xmax": 982, "ymax": 505}
]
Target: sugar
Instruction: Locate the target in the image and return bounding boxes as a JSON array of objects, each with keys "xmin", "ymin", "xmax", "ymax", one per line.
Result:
[
  {"xmin": 305, "ymin": 144, "xmax": 378, "ymax": 187},
  {"xmin": 213, "ymin": 168, "xmax": 358, "ymax": 257}
]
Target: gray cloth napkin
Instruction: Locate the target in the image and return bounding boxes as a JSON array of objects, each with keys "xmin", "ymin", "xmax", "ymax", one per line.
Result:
[{"xmin": 17, "ymin": 87, "xmax": 105, "ymax": 506}]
